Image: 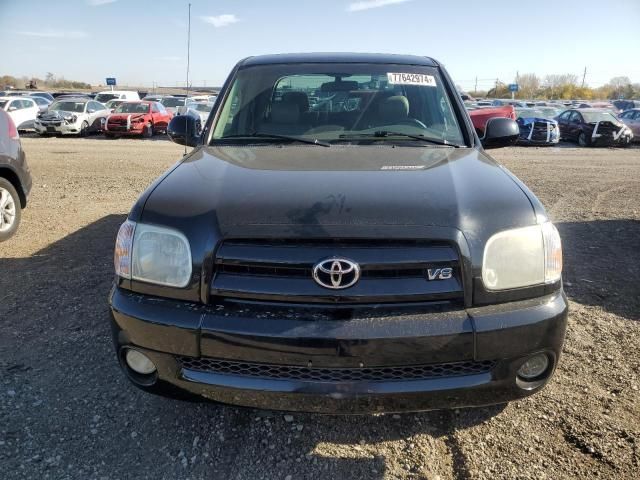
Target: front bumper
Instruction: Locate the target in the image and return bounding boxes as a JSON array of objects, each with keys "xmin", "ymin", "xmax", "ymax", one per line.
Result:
[
  {"xmin": 34, "ymin": 121, "xmax": 82, "ymax": 135},
  {"xmin": 109, "ymin": 287, "xmax": 568, "ymax": 413},
  {"xmin": 105, "ymin": 123, "xmax": 145, "ymax": 135},
  {"xmin": 590, "ymin": 135, "xmax": 633, "ymax": 147}
]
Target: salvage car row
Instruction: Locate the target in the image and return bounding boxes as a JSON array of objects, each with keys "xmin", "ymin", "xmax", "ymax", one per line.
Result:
[
  {"xmin": 465, "ymin": 99, "xmax": 636, "ymax": 147},
  {"xmin": 0, "ymin": 89, "xmax": 216, "ymax": 139},
  {"xmin": 1, "ymin": 86, "xmax": 637, "ymax": 146}
]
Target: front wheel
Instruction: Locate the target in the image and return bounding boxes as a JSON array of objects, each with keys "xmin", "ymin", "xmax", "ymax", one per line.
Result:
[
  {"xmin": 578, "ymin": 132, "xmax": 590, "ymax": 147},
  {"xmin": 0, "ymin": 178, "xmax": 21, "ymax": 242},
  {"xmin": 79, "ymin": 121, "xmax": 89, "ymax": 137},
  {"xmin": 143, "ymin": 122, "xmax": 153, "ymax": 138}
]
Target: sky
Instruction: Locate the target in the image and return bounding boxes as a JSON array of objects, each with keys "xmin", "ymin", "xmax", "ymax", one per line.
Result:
[{"xmin": 1, "ymin": 0, "xmax": 639, "ymax": 91}]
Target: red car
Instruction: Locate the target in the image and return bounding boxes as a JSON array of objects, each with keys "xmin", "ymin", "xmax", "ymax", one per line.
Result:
[
  {"xmin": 468, "ymin": 105, "xmax": 516, "ymax": 136},
  {"xmin": 104, "ymin": 101, "xmax": 173, "ymax": 138}
]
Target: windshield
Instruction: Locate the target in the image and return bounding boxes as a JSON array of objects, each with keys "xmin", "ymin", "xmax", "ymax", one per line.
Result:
[
  {"xmin": 50, "ymin": 101, "xmax": 86, "ymax": 113},
  {"xmin": 516, "ymin": 109, "xmax": 544, "ymax": 119},
  {"xmin": 161, "ymin": 97, "xmax": 185, "ymax": 108},
  {"xmin": 95, "ymin": 93, "xmax": 119, "ymax": 103},
  {"xmin": 211, "ymin": 63, "xmax": 465, "ymax": 146},
  {"xmin": 188, "ymin": 103, "xmax": 213, "ymax": 112},
  {"xmin": 106, "ymin": 100, "xmax": 124, "ymax": 108},
  {"xmin": 582, "ymin": 111, "xmax": 619, "ymax": 123},
  {"xmin": 538, "ymin": 107, "xmax": 562, "ymax": 118},
  {"xmin": 115, "ymin": 103, "xmax": 149, "ymax": 114}
]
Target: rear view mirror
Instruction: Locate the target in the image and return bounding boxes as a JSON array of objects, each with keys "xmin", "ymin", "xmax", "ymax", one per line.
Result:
[
  {"xmin": 480, "ymin": 117, "xmax": 519, "ymax": 149},
  {"xmin": 167, "ymin": 114, "xmax": 201, "ymax": 147}
]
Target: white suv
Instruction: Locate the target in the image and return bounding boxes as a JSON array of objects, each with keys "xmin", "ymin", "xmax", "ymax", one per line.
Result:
[
  {"xmin": 0, "ymin": 97, "xmax": 39, "ymax": 130},
  {"xmin": 94, "ymin": 90, "xmax": 140, "ymax": 104}
]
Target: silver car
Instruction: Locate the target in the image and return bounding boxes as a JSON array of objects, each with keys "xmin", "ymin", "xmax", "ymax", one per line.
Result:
[
  {"xmin": 178, "ymin": 101, "xmax": 213, "ymax": 123},
  {"xmin": 29, "ymin": 95, "xmax": 51, "ymax": 113},
  {"xmin": 159, "ymin": 96, "xmax": 186, "ymax": 116},
  {"xmin": 34, "ymin": 98, "xmax": 110, "ymax": 136},
  {"xmin": 618, "ymin": 109, "xmax": 640, "ymax": 142}
]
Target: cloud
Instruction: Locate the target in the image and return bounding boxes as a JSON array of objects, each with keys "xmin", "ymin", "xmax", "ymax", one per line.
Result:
[
  {"xmin": 87, "ymin": 0, "xmax": 117, "ymax": 6},
  {"xmin": 17, "ymin": 30, "xmax": 88, "ymax": 39},
  {"xmin": 200, "ymin": 14, "xmax": 239, "ymax": 28},
  {"xmin": 347, "ymin": 0, "xmax": 412, "ymax": 12}
]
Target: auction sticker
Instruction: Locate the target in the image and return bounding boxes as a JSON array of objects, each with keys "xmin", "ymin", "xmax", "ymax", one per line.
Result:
[{"xmin": 387, "ymin": 72, "xmax": 437, "ymax": 87}]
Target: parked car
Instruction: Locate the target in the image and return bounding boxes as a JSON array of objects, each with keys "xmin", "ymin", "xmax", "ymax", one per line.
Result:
[
  {"xmin": 34, "ymin": 98, "xmax": 110, "ymax": 136},
  {"xmin": 31, "ymin": 96, "xmax": 52, "ymax": 113},
  {"xmin": 159, "ymin": 96, "xmax": 186, "ymax": 115},
  {"xmin": 104, "ymin": 101, "xmax": 172, "ymax": 138},
  {"xmin": 536, "ymin": 106, "xmax": 564, "ymax": 119},
  {"xmin": 28, "ymin": 91, "xmax": 55, "ymax": 102},
  {"xmin": 618, "ymin": 108, "xmax": 640, "ymax": 142},
  {"xmin": 104, "ymin": 99, "xmax": 127, "ymax": 112},
  {"xmin": 94, "ymin": 90, "xmax": 140, "ymax": 104},
  {"xmin": 468, "ymin": 105, "xmax": 517, "ymax": 137},
  {"xmin": 515, "ymin": 108, "xmax": 559, "ymax": 145},
  {"xmin": 51, "ymin": 91, "xmax": 89, "ymax": 98},
  {"xmin": 3, "ymin": 90, "xmax": 55, "ymax": 102},
  {"xmin": 0, "ymin": 96, "xmax": 39, "ymax": 130},
  {"xmin": 142, "ymin": 95, "xmax": 165, "ymax": 102},
  {"xmin": 612, "ymin": 100, "xmax": 640, "ymax": 112},
  {"xmin": 55, "ymin": 93, "xmax": 93, "ymax": 100},
  {"xmin": 109, "ymin": 52, "xmax": 566, "ymax": 414},
  {"xmin": 556, "ymin": 108, "xmax": 633, "ymax": 147},
  {"xmin": 0, "ymin": 109, "xmax": 31, "ymax": 241},
  {"xmin": 177, "ymin": 101, "xmax": 213, "ymax": 126}
]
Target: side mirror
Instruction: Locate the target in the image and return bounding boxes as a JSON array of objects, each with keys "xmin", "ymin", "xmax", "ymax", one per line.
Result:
[
  {"xmin": 480, "ymin": 117, "xmax": 519, "ymax": 149},
  {"xmin": 8, "ymin": 106, "xmax": 16, "ymax": 112},
  {"xmin": 167, "ymin": 114, "xmax": 201, "ymax": 147},
  {"xmin": 87, "ymin": 108, "xmax": 96, "ymax": 113}
]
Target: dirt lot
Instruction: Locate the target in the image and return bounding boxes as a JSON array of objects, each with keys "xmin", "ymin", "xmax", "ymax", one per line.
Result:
[{"xmin": 1, "ymin": 136, "xmax": 639, "ymax": 480}]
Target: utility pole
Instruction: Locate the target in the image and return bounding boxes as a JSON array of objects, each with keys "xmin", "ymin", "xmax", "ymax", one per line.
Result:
[
  {"xmin": 474, "ymin": 76, "xmax": 477, "ymax": 94},
  {"xmin": 581, "ymin": 66, "xmax": 587, "ymax": 88}
]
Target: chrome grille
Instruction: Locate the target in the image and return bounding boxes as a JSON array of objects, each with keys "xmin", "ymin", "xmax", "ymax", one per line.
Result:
[{"xmin": 211, "ymin": 239, "xmax": 463, "ymax": 304}]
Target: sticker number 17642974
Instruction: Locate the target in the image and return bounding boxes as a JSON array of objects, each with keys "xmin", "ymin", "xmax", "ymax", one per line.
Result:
[{"xmin": 387, "ymin": 72, "xmax": 437, "ymax": 87}]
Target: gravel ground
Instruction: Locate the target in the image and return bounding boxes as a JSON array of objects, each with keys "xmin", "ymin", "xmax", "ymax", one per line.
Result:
[{"xmin": 1, "ymin": 136, "xmax": 639, "ymax": 480}]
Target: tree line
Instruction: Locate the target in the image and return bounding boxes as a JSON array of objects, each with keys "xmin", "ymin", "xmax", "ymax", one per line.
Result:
[
  {"xmin": 1, "ymin": 73, "xmax": 91, "ymax": 91},
  {"xmin": 472, "ymin": 74, "xmax": 639, "ymax": 100}
]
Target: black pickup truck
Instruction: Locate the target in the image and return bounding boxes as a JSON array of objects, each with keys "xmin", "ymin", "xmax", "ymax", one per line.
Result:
[{"xmin": 110, "ymin": 53, "xmax": 567, "ymax": 413}]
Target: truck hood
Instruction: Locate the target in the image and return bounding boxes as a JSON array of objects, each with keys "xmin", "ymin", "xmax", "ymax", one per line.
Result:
[{"xmin": 141, "ymin": 145, "xmax": 537, "ymax": 254}]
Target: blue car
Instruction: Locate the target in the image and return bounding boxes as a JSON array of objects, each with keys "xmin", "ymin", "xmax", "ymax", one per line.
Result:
[{"xmin": 515, "ymin": 108, "xmax": 560, "ymax": 145}]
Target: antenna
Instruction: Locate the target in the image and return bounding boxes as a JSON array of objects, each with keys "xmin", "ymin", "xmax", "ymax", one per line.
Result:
[{"xmin": 184, "ymin": 2, "xmax": 191, "ymax": 156}]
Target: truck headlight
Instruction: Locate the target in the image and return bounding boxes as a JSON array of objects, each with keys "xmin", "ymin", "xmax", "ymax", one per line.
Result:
[
  {"xmin": 482, "ymin": 222, "xmax": 562, "ymax": 290},
  {"xmin": 114, "ymin": 220, "xmax": 192, "ymax": 288}
]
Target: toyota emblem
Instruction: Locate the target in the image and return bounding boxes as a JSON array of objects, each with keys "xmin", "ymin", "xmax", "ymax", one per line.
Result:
[{"xmin": 312, "ymin": 258, "xmax": 360, "ymax": 289}]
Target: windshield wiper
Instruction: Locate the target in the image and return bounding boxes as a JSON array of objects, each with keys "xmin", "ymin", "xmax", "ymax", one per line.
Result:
[
  {"xmin": 219, "ymin": 132, "xmax": 330, "ymax": 147},
  {"xmin": 337, "ymin": 131, "xmax": 462, "ymax": 147}
]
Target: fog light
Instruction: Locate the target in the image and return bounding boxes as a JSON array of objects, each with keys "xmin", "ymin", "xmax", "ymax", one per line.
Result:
[
  {"xmin": 125, "ymin": 349, "xmax": 157, "ymax": 375},
  {"xmin": 517, "ymin": 354, "xmax": 549, "ymax": 380}
]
